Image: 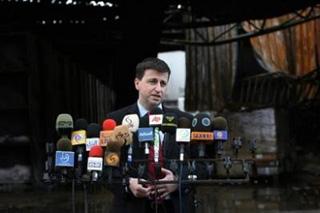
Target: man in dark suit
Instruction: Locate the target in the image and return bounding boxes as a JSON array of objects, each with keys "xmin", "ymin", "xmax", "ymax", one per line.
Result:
[{"xmin": 104, "ymin": 57, "xmax": 194, "ymax": 213}]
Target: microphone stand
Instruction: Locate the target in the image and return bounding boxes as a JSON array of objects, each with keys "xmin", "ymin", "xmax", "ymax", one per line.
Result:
[
  {"xmin": 83, "ymin": 182, "xmax": 88, "ymax": 213},
  {"xmin": 71, "ymin": 178, "xmax": 76, "ymax": 213},
  {"xmin": 178, "ymin": 159, "xmax": 183, "ymax": 213}
]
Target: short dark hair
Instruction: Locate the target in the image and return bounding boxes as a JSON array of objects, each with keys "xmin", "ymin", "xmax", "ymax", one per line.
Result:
[{"xmin": 135, "ymin": 57, "xmax": 171, "ymax": 80}]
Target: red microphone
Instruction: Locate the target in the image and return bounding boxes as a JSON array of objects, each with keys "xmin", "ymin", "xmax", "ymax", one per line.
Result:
[
  {"xmin": 103, "ymin": 119, "xmax": 117, "ymax": 131},
  {"xmin": 100, "ymin": 119, "xmax": 117, "ymax": 146},
  {"xmin": 89, "ymin": 145, "xmax": 104, "ymax": 157},
  {"xmin": 87, "ymin": 145, "xmax": 104, "ymax": 181}
]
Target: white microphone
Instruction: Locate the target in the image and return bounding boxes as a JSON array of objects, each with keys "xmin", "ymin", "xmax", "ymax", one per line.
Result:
[
  {"xmin": 122, "ymin": 114, "xmax": 139, "ymax": 164},
  {"xmin": 176, "ymin": 117, "xmax": 191, "ymax": 161}
]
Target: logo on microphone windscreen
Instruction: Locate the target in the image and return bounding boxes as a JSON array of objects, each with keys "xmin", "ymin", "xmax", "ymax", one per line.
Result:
[
  {"xmin": 191, "ymin": 132, "xmax": 214, "ymax": 141},
  {"xmin": 86, "ymin": 138, "xmax": 100, "ymax": 151},
  {"xmin": 123, "ymin": 116, "xmax": 134, "ymax": 129},
  {"xmin": 149, "ymin": 114, "xmax": 163, "ymax": 126},
  {"xmin": 176, "ymin": 128, "xmax": 191, "ymax": 142},
  {"xmin": 214, "ymin": 130, "xmax": 228, "ymax": 140},
  {"xmin": 138, "ymin": 128, "xmax": 154, "ymax": 142},
  {"xmin": 55, "ymin": 151, "xmax": 75, "ymax": 167},
  {"xmin": 71, "ymin": 130, "xmax": 86, "ymax": 145},
  {"xmin": 201, "ymin": 117, "xmax": 211, "ymax": 126},
  {"xmin": 87, "ymin": 157, "xmax": 103, "ymax": 171}
]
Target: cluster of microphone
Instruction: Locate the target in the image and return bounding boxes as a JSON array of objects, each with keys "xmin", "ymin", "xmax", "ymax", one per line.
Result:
[
  {"xmin": 46, "ymin": 113, "xmax": 134, "ymax": 183},
  {"xmin": 44, "ymin": 109, "xmax": 254, "ymax": 185}
]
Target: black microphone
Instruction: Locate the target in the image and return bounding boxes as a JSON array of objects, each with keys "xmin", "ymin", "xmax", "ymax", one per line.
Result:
[
  {"xmin": 71, "ymin": 118, "xmax": 88, "ymax": 180},
  {"xmin": 191, "ymin": 112, "xmax": 213, "ymax": 158},
  {"xmin": 86, "ymin": 123, "xmax": 101, "ymax": 152},
  {"xmin": 212, "ymin": 116, "xmax": 228, "ymax": 156},
  {"xmin": 162, "ymin": 113, "xmax": 178, "ymax": 174},
  {"xmin": 161, "ymin": 112, "xmax": 178, "ymax": 134}
]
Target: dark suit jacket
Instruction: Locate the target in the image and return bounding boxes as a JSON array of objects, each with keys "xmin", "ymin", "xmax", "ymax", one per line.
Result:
[{"xmin": 103, "ymin": 103, "xmax": 195, "ymax": 213}]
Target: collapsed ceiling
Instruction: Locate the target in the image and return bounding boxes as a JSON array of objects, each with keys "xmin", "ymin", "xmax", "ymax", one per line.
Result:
[
  {"xmin": 188, "ymin": 0, "xmax": 320, "ymax": 25},
  {"xmin": 0, "ymin": 0, "xmax": 319, "ymax": 27}
]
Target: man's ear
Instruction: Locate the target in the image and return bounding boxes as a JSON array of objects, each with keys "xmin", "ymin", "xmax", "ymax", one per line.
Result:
[{"xmin": 134, "ymin": 78, "xmax": 139, "ymax": 90}]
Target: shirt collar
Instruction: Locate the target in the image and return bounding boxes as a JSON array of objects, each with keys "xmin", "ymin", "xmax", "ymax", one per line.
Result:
[{"xmin": 137, "ymin": 100, "xmax": 163, "ymax": 117}]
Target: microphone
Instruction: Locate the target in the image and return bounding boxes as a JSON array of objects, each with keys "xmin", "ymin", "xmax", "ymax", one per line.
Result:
[
  {"xmin": 149, "ymin": 107, "xmax": 163, "ymax": 127},
  {"xmin": 55, "ymin": 137, "xmax": 74, "ymax": 182},
  {"xmin": 103, "ymin": 124, "xmax": 125, "ymax": 168},
  {"xmin": 191, "ymin": 113, "xmax": 213, "ymax": 158},
  {"xmin": 213, "ymin": 116, "xmax": 228, "ymax": 138},
  {"xmin": 86, "ymin": 123, "xmax": 101, "ymax": 151},
  {"xmin": 176, "ymin": 117, "xmax": 191, "ymax": 161},
  {"xmin": 212, "ymin": 116, "xmax": 228, "ymax": 156},
  {"xmin": 71, "ymin": 118, "xmax": 88, "ymax": 146},
  {"xmin": 121, "ymin": 114, "xmax": 139, "ymax": 164},
  {"xmin": 138, "ymin": 113, "xmax": 153, "ymax": 155},
  {"xmin": 104, "ymin": 150, "xmax": 120, "ymax": 167},
  {"xmin": 55, "ymin": 113, "xmax": 73, "ymax": 137},
  {"xmin": 162, "ymin": 113, "xmax": 178, "ymax": 175},
  {"xmin": 122, "ymin": 114, "xmax": 140, "ymax": 132},
  {"xmin": 47, "ymin": 113, "xmax": 73, "ymax": 181},
  {"xmin": 113, "ymin": 125, "xmax": 133, "ymax": 146},
  {"xmin": 103, "ymin": 133, "xmax": 121, "ymax": 183},
  {"xmin": 103, "ymin": 124, "xmax": 132, "ymax": 182},
  {"xmin": 71, "ymin": 118, "xmax": 88, "ymax": 180},
  {"xmin": 149, "ymin": 107, "xmax": 164, "ymax": 179},
  {"xmin": 87, "ymin": 145, "xmax": 104, "ymax": 182},
  {"xmin": 100, "ymin": 119, "xmax": 116, "ymax": 147},
  {"xmin": 161, "ymin": 112, "xmax": 178, "ymax": 134}
]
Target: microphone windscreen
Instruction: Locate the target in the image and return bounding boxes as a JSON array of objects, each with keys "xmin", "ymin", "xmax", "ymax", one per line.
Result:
[
  {"xmin": 149, "ymin": 107, "xmax": 163, "ymax": 126},
  {"xmin": 74, "ymin": 118, "xmax": 88, "ymax": 131},
  {"xmin": 150, "ymin": 107, "xmax": 163, "ymax": 115},
  {"xmin": 87, "ymin": 123, "xmax": 101, "ymax": 138},
  {"xmin": 122, "ymin": 114, "xmax": 139, "ymax": 132},
  {"xmin": 104, "ymin": 151, "xmax": 120, "ymax": 167},
  {"xmin": 178, "ymin": 117, "xmax": 192, "ymax": 128},
  {"xmin": 56, "ymin": 137, "xmax": 72, "ymax": 151},
  {"xmin": 89, "ymin": 145, "xmax": 104, "ymax": 157},
  {"xmin": 102, "ymin": 119, "xmax": 117, "ymax": 130},
  {"xmin": 213, "ymin": 116, "xmax": 228, "ymax": 130},
  {"xmin": 113, "ymin": 125, "xmax": 132, "ymax": 145},
  {"xmin": 139, "ymin": 113, "xmax": 149, "ymax": 128},
  {"xmin": 55, "ymin": 113, "xmax": 73, "ymax": 135},
  {"xmin": 192, "ymin": 112, "xmax": 212, "ymax": 131},
  {"xmin": 161, "ymin": 113, "xmax": 177, "ymax": 134}
]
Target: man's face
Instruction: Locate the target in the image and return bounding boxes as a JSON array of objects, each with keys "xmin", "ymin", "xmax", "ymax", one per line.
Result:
[{"xmin": 134, "ymin": 69, "xmax": 169, "ymax": 110}]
